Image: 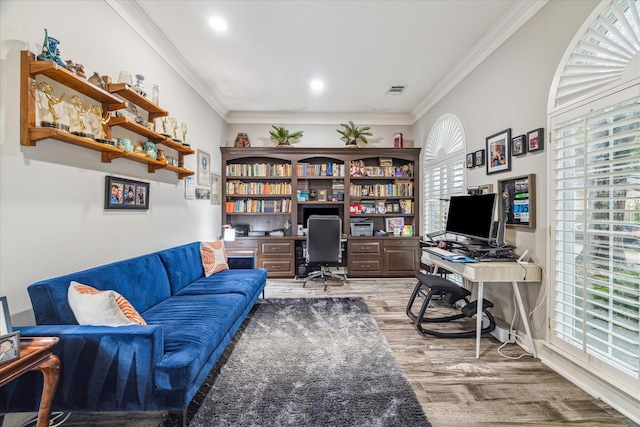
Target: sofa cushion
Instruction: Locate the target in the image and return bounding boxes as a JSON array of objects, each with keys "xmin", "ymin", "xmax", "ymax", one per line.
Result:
[
  {"xmin": 175, "ymin": 269, "xmax": 267, "ymax": 304},
  {"xmin": 28, "ymin": 254, "xmax": 171, "ymax": 325},
  {"xmin": 143, "ymin": 293, "xmax": 247, "ymax": 390},
  {"xmin": 68, "ymin": 281, "xmax": 147, "ymax": 326},
  {"xmin": 156, "ymin": 242, "xmax": 205, "ymax": 295},
  {"xmin": 200, "ymin": 241, "xmax": 228, "ymax": 277}
]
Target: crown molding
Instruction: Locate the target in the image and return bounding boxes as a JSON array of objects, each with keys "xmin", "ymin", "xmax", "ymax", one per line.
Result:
[
  {"xmin": 105, "ymin": 0, "xmax": 227, "ymax": 118},
  {"xmin": 225, "ymin": 111, "xmax": 413, "ymax": 126},
  {"xmin": 410, "ymin": 0, "xmax": 549, "ymax": 123}
]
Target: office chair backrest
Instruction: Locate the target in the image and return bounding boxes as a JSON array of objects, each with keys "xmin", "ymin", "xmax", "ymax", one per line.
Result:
[{"xmin": 307, "ymin": 215, "xmax": 341, "ymax": 265}]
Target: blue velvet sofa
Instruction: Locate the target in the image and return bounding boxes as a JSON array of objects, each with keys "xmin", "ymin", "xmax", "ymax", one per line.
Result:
[{"xmin": 0, "ymin": 242, "xmax": 267, "ymax": 425}]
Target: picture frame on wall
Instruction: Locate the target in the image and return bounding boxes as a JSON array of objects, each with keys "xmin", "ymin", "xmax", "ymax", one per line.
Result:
[
  {"xmin": 197, "ymin": 150, "xmax": 211, "ymax": 186},
  {"xmin": 211, "ymin": 173, "xmax": 221, "ymax": 205},
  {"xmin": 466, "ymin": 153, "xmax": 475, "ymax": 168},
  {"xmin": 385, "ymin": 217, "xmax": 404, "ymax": 235},
  {"xmin": 474, "ymin": 149, "xmax": 485, "ymax": 166},
  {"xmin": 104, "ymin": 176, "xmax": 150, "ymax": 210},
  {"xmin": 512, "ymin": 134, "xmax": 527, "ymax": 156},
  {"xmin": 486, "ymin": 128, "xmax": 512, "ymax": 175},
  {"xmin": 527, "ymin": 128, "xmax": 544, "ymax": 152},
  {"xmin": 497, "ymin": 174, "xmax": 536, "ymax": 229}
]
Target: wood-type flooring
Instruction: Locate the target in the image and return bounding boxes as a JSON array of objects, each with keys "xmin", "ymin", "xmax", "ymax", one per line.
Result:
[{"xmin": 3, "ymin": 278, "xmax": 635, "ymax": 426}]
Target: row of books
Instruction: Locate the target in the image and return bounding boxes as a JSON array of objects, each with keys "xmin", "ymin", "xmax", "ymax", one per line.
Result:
[
  {"xmin": 349, "ymin": 182, "xmax": 413, "ymax": 197},
  {"xmin": 225, "ymin": 199, "xmax": 292, "ymax": 213},
  {"xmin": 226, "ymin": 181, "xmax": 292, "ymax": 195},
  {"xmin": 349, "ymin": 161, "xmax": 413, "ymax": 178},
  {"xmin": 226, "ymin": 163, "xmax": 292, "ymax": 177},
  {"xmin": 349, "ymin": 199, "xmax": 413, "ymax": 214},
  {"xmin": 297, "ymin": 163, "xmax": 345, "ymax": 177}
]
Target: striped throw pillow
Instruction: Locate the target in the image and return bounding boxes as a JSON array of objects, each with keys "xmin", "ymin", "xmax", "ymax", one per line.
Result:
[
  {"xmin": 68, "ymin": 281, "xmax": 146, "ymax": 326},
  {"xmin": 200, "ymin": 240, "xmax": 229, "ymax": 277}
]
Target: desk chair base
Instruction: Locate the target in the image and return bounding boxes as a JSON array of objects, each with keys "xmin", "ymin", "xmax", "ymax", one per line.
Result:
[
  {"xmin": 407, "ymin": 272, "xmax": 496, "ymax": 338},
  {"xmin": 303, "ymin": 265, "xmax": 346, "ymax": 291}
]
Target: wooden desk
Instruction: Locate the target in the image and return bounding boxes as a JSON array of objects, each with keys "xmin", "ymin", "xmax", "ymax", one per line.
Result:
[
  {"xmin": 0, "ymin": 336, "xmax": 60, "ymax": 427},
  {"xmin": 422, "ymin": 251, "xmax": 541, "ymax": 358}
]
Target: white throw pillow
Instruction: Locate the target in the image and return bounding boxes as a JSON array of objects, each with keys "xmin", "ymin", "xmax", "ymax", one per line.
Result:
[
  {"xmin": 200, "ymin": 241, "xmax": 229, "ymax": 277},
  {"xmin": 67, "ymin": 281, "xmax": 146, "ymax": 326}
]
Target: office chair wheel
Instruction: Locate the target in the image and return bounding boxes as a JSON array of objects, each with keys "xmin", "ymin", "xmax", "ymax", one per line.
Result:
[{"xmin": 406, "ymin": 272, "xmax": 496, "ymax": 338}]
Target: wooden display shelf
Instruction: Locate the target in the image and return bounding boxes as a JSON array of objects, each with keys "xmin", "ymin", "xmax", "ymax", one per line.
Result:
[
  {"xmin": 27, "ymin": 56, "xmax": 124, "ymax": 111},
  {"xmin": 162, "ymin": 163, "xmax": 194, "ymax": 179},
  {"xmin": 106, "ymin": 82, "xmax": 168, "ymax": 120},
  {"xmin": 28, "ymin": 127, "xmax": 122, "ymax": 152},
  {"xmin": 227, "ymin": 194, "xmax": 292, "ymax": 198},
  {"xmin": 108, "ymin": 116, "xmax": 167, "ymax": 143}
]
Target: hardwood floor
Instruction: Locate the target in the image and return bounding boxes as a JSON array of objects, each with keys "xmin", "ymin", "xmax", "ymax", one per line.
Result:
[{"xmin": 3, "ymin": 278, "xmax": 634, "ymax": 426}]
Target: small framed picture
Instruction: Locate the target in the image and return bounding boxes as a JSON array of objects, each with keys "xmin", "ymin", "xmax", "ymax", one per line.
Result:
[
  {"xmin": 0, "ymin": 296, "xmax": 13, "ymax": 335},
  {"xmin": 466, "ymin": 153, "xmax": 475, "ymax": 168},
  {"xmin": 474, "ymin": 149, "xmax": 485, "ymax": 166},
  {"xmin": 385, "ymin": 217, "xmax": 405, "ymax": 235},
  {"xmin": 527, "ymin": 128, "xmax": 544, "ymax": 152},
  {"xmin": 105, "ymin": 176, "xmax": 150, "ymax": 210},
  {"xmin": 197, "ymin": 149, "xmax": 211, "ymax": 186},
  {"xmin": 486, "ymin": 128, "xmax": 512, "ymax": 175},
  {"xmin": 512, "ymin": 134, "xmax": 527, "ymax": 156},
  {"xmin": 0, "ymin": 331, "xmax": 20, "ymax": 365}
]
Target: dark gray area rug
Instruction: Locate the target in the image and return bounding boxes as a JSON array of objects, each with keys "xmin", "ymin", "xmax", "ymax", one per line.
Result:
[{"xmin": 184, "ymin": 297, "xmax": 430, "ymax": 427}]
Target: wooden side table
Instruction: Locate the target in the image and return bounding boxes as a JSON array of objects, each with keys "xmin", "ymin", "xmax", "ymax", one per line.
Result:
[{"xmin": 0, "ymin": 336, "xmax": 60, "ymax": 427}]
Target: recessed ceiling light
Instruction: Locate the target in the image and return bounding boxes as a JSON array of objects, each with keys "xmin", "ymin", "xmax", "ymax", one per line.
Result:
[
  {"xmin": 208, "ymin": 16, "xmax": 228, "ymax": 32},
  {"xmin": 310, "ymin": 79, "xmax": 324, "ymax": 93}
]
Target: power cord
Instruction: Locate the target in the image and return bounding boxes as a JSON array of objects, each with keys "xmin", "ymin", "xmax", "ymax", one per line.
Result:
[{"xmin": 15, "ymin": 412, "xmax": 71, "ymax": 427}]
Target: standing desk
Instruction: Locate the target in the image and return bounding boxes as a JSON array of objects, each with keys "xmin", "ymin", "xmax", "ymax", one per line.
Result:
[{"xmin": 422, "ymin": 250, "xmax": 542, "ymax": 358}]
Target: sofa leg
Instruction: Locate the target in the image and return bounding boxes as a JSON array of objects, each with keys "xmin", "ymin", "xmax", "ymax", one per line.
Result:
[{"xmin": 171, "ymin": 409, "xmax": 187, "ymax": 427}]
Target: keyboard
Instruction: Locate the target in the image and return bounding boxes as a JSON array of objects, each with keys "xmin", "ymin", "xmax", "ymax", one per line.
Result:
[{"xmin": 425, "ymin": 247, "xmax": 456, "ymax": 258}]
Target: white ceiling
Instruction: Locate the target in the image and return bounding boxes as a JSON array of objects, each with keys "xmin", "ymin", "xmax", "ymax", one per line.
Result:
[{"xmin": 107, "ymin": 0, "xmax": 547, "ymax": 124}]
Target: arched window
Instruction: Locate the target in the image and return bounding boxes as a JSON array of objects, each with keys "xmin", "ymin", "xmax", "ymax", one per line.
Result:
[
  {"xmin": 422, "ymin": 114, "xmax": 466, "ymax": 235},
  {"xmin": 548, "ymin": 0, "xmax": 639, "ymax": 394}
]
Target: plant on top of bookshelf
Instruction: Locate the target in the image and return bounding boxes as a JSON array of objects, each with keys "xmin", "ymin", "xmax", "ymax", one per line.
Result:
[
  {"xmin": 337, "ymin": 121, "xmax": 372, "ymax": 147},
  {"xmin": 269, "ymin": 125, "xmax": 303, "ymax": 146}
]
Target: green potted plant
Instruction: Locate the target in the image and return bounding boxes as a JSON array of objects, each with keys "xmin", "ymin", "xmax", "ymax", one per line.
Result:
[
  {"xmin": 337, "ymin": 121, "xmax": 372, "ymax": 147},
  {"xmin": 269, "ymin": 125, "xmax": 304, "ymax": 146}
]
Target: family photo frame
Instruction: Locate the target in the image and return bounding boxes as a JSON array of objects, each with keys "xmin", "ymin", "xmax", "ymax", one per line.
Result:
[
  {"xmin": 512, "ymin": 134, "xmax": 527, "ymax": 156},
  {"xmin": 104, "ymin": 176, "xmax": 150, "ymax": 210},
  {"xmin": 0, "ymin": 296, "xmax": 19, "ymax": 365},
  {"xmin": 527, "ymin": 128, "xmax": 544, "ymax": 152},
  {"xmin": 486, "ymin": 128, "xmax": 512, "ymax": 175}
]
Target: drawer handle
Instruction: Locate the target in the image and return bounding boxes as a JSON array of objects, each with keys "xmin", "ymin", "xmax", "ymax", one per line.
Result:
[
  {"xmin": 363, "ymin": 247, "xmax": 370, "ymax": 250},
  {"xmin": 362, "ymin": 264, "xmax": 370, "ymax": 268},
  {"xmin": 274, "ymin": 265, "xmax": 281, "ymax": 269}
]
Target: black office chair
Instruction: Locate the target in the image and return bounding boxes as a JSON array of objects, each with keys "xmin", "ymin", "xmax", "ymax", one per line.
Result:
[{"xmin": 304, "ymin": 215, "xmax": 346, "ymax": 290}]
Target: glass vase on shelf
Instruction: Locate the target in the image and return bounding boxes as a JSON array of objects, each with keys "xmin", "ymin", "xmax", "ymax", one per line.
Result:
[{"xmin": 152, "ymin": 84, "xmax": 159, "ymax": 105}]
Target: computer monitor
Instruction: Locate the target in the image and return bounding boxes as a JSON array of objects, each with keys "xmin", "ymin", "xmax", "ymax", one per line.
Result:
[
  {"xmin": 445, "ymin": 194, "xmax": 497, "ymax": 243},
  {"xmin": 302, "ymin": 206, "xmax": 341, "ymax": 227}
]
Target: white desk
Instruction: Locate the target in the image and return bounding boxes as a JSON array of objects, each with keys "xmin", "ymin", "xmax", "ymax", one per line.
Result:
[{"xmin": 422, "ymin": 250, "xmax": 541, "ymax": 358}]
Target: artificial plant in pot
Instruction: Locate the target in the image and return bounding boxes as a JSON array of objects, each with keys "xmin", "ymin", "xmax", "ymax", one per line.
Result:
[
  {"xmin": 269, "ymin": 125, "xmax": 304, "ymax": 146},
  {"xmin": 337, "ymin": 121, "xmax": 372, "ymax": 147}
]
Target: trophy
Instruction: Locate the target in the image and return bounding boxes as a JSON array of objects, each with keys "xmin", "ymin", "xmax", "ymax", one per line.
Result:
[
  {"xmin": 169, "ymin": 117, "xmax": 181, "ymax": 142},
  {"xmin": 37, "ymin": 29, "xmax": 67, "ymax": 68},
  {"xmin": 69, "ymin": 95, "xmax": 93, "ymax": 138},
  {"xmin": 90, "ymin": 105, "xmax": 112, "ymax": 144},
  {"xmin": 160, "ymin": 117, "xmax": 171, "ymax": 138},
  {"xmin": 37, "ymin": 82, "xmax": 68, "ymax": 131},
  {"xmin": 180, "ymin": 122, "xmax": 188, "ymax": 146}
]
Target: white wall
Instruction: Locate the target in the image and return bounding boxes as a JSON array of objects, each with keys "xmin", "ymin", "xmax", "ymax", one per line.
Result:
[
  {"xmin": 0, "ymin": 0, "xmax": 226, "ymax": 321},
  {"xmin": 411, "ymin": 0, "xmax": 600, "ymax": 337}
]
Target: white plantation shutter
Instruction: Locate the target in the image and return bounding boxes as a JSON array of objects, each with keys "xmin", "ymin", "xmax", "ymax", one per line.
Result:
[
  {"xmin": 550, "ymin": 89, "xmax": 640, "ymax": 390},
  {"xmin": 423, "ymin": 114, "xmax": 465, "ymax": 235}
]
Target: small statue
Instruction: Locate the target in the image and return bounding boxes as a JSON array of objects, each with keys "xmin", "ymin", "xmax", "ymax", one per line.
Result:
[
  {"xmin": 36, "ymin": 82, "xmax": 66, "ymax": 129},
  {"xmin": 169, "ymin": 117, "xmax": 180, "ymax": 141},
  {"xmin": 90, "ymin": 105, "xmax": 111, "ymax": 142},
  {"xmin": 180, "ymin": 122, "xmax": 188, "ymax": 145},
  {"xmin": 143, "ymin": 141, "xmax": 157, "ymax": 160},
  {"xmin": 37, "ymin": 29, "xmax": 67, "ymax": 68},
  {"xmin": 74, "ymin": 63, "xmax": 86, "ymax": 79},
  {"xmin": 69, "ymin": 95, "xmax": 92, "ymax": 137},
  {"xmin": 65, "ymin": 60, "xmax": 77, "ymax": 74},
  {"xmin": 160, "ymin": 117, "xmax": 170, "ymax": 137}
]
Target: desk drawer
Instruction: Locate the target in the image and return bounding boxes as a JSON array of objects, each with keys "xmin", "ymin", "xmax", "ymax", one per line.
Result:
[
  {"xmin": 260, "ymin": 241, "xmax": 293, "ymax": 256},
  {"xmin": 349, "ymin": 241, "xmax": 381, "ymax": 254},
  {"xmin": 260, "ymin": 258, "xmax": 294, "ymax": 277},
  {"xmin": 384, "ymin": 238, "xmax": 419, "ymax": 248},
  {"xmin": 348, "ymin": 259, "xmax": 382, "ymax": 275},
  {"xmin": 225, "ymin": 239, "xmax": 259, "ymax": 249}
]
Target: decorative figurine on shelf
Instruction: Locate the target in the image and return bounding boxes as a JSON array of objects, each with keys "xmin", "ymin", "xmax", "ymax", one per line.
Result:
[
  {"xmin": 160, "ymin": 117, "xmax": 171, "ymax": 138},
  {"xmin": 134, "ymin": 74, "xmax": 147, "ymax": 98},
  {"xmin": 234, "ymin": 132, "xmax": 250, "ymax": 147},
  {"xmin": 88, "ymin": 72, "xmax": 105, "ymax": 89},
  {"xmin": 69, "ymin": 95, "xmax": 92, "ymax": 138},
  {"xmin": 74, "ymin": 63, "xmax": 86, "ymax": 79},
  {"xmin": 180, "ymin": 122, "xmax": 189, "ymax": 146},
  {"xmin": 143, "ymin": 141, "xmax": 157, "ymax": 160},
  {"xmin": 37, "ymin": 29, "xmax": 67, "ymax": 68},
  {"xmin": 36, "ymin": 81, "xmax": 68, "ymax": 131},
  {"xmin": 90, "ymin": 105, "xmax": 111, "ymax": 144},
  {"xmin": 169, "ymin": 117, "xmax": 181, "ymax": 142}
]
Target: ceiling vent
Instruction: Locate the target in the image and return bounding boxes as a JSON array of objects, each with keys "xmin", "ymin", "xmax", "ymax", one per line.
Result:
[{"xmin": 386, "ymin": 85, "xmax": 407, "ymax": 95}]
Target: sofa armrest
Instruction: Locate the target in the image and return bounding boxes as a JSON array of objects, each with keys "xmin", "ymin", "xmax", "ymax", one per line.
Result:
[{"xmin": 5, "ymin": 325, "xmax": 164, "ymax": 412}]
